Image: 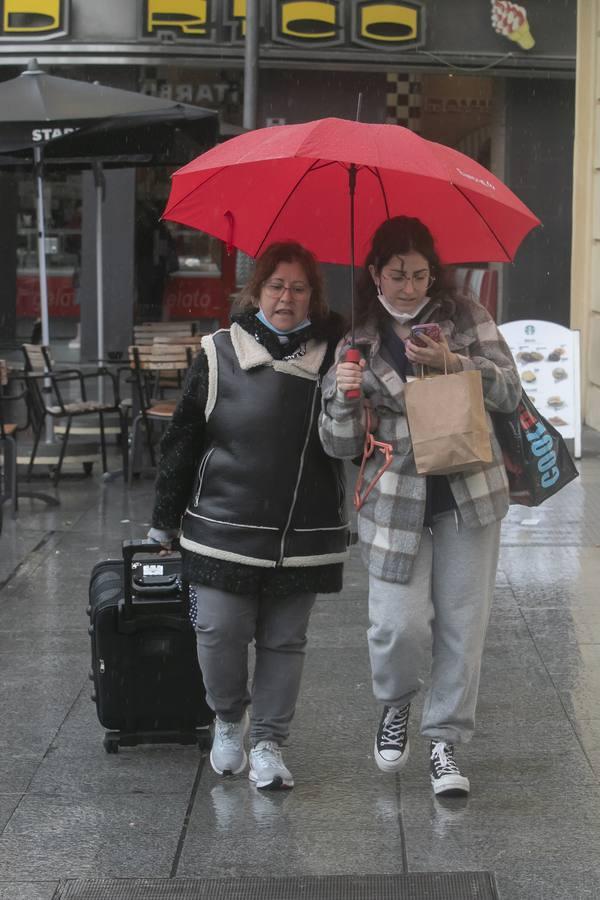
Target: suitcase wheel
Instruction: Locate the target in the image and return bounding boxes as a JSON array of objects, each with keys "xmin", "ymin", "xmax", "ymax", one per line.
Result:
[{"xmin": 103, "ymin": 734, "xmax": 120, "ymax": 754}]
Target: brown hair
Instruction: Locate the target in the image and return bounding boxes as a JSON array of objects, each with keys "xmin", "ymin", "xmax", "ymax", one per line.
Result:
[
  {"xmin": 236, "ymin": 241, "xmax": 329, "ymax": 328},
  {"xmin": 355, "ymin": 216, "xmax": 454, "ymax": 327}
]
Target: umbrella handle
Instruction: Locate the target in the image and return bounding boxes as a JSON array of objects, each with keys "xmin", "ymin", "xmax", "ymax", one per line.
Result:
[{"xmin": 344, "ymin": 348, "xmax": 362, "ymax": 400}]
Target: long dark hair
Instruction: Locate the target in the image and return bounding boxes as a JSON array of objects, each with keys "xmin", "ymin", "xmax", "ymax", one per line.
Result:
[
  {"xmin": 355, "ymin": 216, "xmax": 454, "ymax": 327},
  {"xmin": 236, "ymin": 241, "xmax": 329, "ymax": 331}
]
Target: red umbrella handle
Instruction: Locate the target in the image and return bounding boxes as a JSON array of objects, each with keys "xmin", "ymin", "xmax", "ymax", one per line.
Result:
[{"xmin": 344, "ymin": 348, "xmax": 362, "ymax": 400}]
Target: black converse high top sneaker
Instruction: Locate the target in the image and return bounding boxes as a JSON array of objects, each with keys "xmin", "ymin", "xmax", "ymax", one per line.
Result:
[
  {"xmin": 430, "ymin": 741, "xmax": 470, "ymax": 796},
  {"xmin": 374, "ymin": 703, "xmax": 410, "ymax": 772}
]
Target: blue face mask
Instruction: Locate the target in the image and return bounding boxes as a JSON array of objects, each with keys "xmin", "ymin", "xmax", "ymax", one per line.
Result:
[{"xmin": 256, "ymin": 307, "xmax": 312, "ymax": 336}]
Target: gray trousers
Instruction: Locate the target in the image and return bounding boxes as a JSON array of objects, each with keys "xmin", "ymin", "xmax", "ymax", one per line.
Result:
[
  {"xmin": 192, "ymin": 585, "xmax": 316, "ymax": 746},
  {"xmin": 367, "ymin": 512, "xmax": 501, "ymax": 745}
]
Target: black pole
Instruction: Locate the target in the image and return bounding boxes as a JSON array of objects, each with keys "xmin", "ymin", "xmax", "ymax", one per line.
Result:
[
  {"xmin": 349, "ymin": 163, "xmax": 357, "ymax": 347},
  {"xmin": 243, "ymin": 0, "xmax": 260, "ymax": 130},
  {"xmin": 342, "ymin": 95, "xmax": 363, "ymax": 398}
]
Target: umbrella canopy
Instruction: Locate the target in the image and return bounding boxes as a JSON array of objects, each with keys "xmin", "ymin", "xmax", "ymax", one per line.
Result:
[
  {"xmin": 164, "ymin": 117, "xmax": 540, "ymax": 266},
  {"xmin": 33, "ymin": 108, "xmax": 219, "ymax": 168},
  {"xmin": 0, "ymin": 60, "xmax": 218, "ymax": 366},
  {"xmin": 0, "ymin": 59, "xmax": 218, "ymax": 156}
]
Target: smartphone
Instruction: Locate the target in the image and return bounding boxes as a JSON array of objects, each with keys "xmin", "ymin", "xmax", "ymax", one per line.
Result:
[{"xmin": 410, "ymin": 323, "xmax": 442, "ymax": 347}]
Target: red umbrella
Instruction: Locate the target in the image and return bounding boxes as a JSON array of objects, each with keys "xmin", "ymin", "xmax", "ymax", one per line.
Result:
[{"xmin": 163, "ymin": 116, "xmax": 540, "ymax": 267}]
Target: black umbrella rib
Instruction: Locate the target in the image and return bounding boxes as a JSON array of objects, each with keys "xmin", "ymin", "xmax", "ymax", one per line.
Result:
[
  {"xmin": 452, "ymin": 183, "xmax": 512, "ymax": 261},
  {"xmin": 255, "ymin": 159, "xmax": 338, "ymax": 256},
  {"xmin": 366, "ymin": 166, "xmax": 390, "ymax": 219}
]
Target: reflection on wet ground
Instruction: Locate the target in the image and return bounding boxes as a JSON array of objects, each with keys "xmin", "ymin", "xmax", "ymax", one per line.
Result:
[{"xmin": 0, "ymin": 431, "xmax": 599, "ymax": 898}]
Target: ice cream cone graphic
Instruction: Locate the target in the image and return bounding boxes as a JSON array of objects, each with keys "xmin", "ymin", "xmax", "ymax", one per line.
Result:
[{"xmin": 491, "ymin": 0, "xmax": 535, "ymax": 50}]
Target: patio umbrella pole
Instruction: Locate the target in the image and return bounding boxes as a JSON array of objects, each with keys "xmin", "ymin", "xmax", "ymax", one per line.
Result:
[
  {"xmin": 93, "ymin": 163, "xmax": 105, "ymax": 404},
  {"xmin": 93, "ymin": 162, "xmax": 123, "ymax": 481},
  {"xmin": 345, "ymin": 163, "xmax": 361, "ymax": 399},
  {"xmin": 33, "ymin": 145, "xmax": 53, "ymax": 442}
]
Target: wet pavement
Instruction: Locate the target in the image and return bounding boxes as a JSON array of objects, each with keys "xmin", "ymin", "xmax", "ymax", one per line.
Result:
[{"xmin": 1, "ymin": 431, "xmax": 599, "ymax": 900}]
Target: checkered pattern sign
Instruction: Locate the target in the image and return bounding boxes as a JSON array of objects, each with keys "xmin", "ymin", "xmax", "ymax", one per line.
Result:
[{"xmin": 386, "ymin": 72, "xmax": 422, "ymax": 132}]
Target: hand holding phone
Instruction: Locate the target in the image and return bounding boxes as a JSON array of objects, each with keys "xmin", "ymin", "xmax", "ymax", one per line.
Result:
[{"xmin": 409, "ymin": 323, "xmax": 442, "ymax": 347}]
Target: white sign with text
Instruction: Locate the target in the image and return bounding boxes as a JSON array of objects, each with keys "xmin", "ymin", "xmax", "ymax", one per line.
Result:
[{"xmin": 499, "ymin": 319, "xmax": 581, "ymax": 458}]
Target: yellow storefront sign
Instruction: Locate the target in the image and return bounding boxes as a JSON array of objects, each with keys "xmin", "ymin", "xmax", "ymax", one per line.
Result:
[
  {"xmin": 2, "ymin": 0, "xmax": 62, "ymax": 34},
  {"xmin": 146, "ymin": 0, "xmax": 209, "ymax": 36},
  {"xmin": 271, "ymin": 1, "xmax": 421, "ymax": 47},
  {"xmin": 229, "ymin": 0, "xmax": 246, "ymax": 38},
  {"xmin": 358, "ymin": 2, "xmax": 418, "ymax": 42},
  {"xmin": 280, "ymin": 2, "xmax": 337, "ymax": 39}
]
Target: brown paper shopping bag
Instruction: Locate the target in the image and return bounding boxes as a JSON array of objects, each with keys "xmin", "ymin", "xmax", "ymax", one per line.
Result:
[{"xmin": 404, "ymin": 369, "xmax": 492, "ymax": 475}]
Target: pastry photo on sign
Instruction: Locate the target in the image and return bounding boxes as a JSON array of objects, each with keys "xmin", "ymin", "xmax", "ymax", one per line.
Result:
[
  {"xmin": 548, "ymin": 415, "xmax": 568, "ymax": 427},
  {"xmin": 552, "ymin": 367, "xmax": 568, "ymax": 382},
  {"xmin": 547, "ymin": 347, "xmax": 567, "ymax": 362},
  {"xmin": 521, "ymin": 370, "xmax": 537, "ymax": 383},
  {"xmin": 516, "ymin": 350, "xmax": 544, "ymax": 364},
  {"xmin": 547, "ymin": 396, "xmax": 566, "ymax": 409}
]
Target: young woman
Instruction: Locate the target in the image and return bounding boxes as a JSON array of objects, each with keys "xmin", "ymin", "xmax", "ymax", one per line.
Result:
[
  {"xmin": 319, "ymin": 216, "xmax": 520, "ymax": 797},
  {"xmin": 149, "ymin": 241, "xmax": 348, "ymax": 790}
]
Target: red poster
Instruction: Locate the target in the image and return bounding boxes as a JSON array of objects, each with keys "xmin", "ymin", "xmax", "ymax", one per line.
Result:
[{"xmin": 16, "ymin": 274, "xmax": 79, "ymax": 319}]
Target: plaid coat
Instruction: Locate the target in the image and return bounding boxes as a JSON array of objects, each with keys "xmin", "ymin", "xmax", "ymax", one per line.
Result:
[{"xmin": 318, "ymin": 295, "xmax": 521, "ymax": 584}]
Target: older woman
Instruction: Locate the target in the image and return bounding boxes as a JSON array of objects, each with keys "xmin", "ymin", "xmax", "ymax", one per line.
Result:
[
  {"xmin": 319, "ymin": 217, "xmax": 520, "ymax": 797},
  {"xmin": 149, "ymin": 241, "xmax": 348, "ymax": 790}
]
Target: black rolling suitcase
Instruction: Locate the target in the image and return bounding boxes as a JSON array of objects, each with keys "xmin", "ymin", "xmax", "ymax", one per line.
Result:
[{"xmin": 87, "ymin": 538, "xmax": 213, "ymax": 753}]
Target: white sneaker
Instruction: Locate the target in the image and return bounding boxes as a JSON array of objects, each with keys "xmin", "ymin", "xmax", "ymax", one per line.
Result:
[
  {"xmin": 210, "ymin": 710, "xmax": 249, "ymax": 776},
  {"xmin": 374, "ymin": 704, "xmax": 410, "ymax": 773},
  {"xmin": 430, "ymin": 741, "xmax": 470, "ymax": 796},
  {"xmin": 248, "ymin": 740, "xmax": 294, "ymax": 790}
]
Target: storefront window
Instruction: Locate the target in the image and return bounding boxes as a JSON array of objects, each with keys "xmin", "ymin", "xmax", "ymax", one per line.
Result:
[
  {"xmin": 136, "ymin": 166, "xmax": 221, "ymax": 276},
  {"xmin": 17, "ymin": 171, "xmax": 82, "ymax": 273},
  {"xmin": 15, "ymin": 171, "xmax": 82, "ymax": 332},
  {"xmin": 167, "ymin": 223, "xmax": 222, "ymax": 274}
]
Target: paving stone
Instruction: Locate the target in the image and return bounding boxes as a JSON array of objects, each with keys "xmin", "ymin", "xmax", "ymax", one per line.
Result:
[
  {"xmin": 3, "ymin": 793, "xmax": 189, "ymax": 837},
  {"xmin": 0, "ymin": 883, "xmax": 58, "ymax": 900},
  {"xmin": 0, "ymin": 795, "xmax": 21, "ymax": 831}
]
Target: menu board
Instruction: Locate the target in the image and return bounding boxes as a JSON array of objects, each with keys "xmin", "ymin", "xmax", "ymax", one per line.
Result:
[{"xmin": 499, "ymin": 320, "xmax": 582, "ymax": 458}]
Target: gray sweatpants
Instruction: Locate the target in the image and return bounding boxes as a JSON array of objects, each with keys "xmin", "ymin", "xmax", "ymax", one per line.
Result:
[
  {"xmin": 367, "ymin": 512, "xmax": 501, "ymax": 745},
  {"xmin": 192, "ymin": 584, "xmax": 316, "ymax": 746}
]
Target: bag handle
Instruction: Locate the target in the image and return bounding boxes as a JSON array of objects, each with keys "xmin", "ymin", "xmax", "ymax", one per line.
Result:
[
  {"xmin": 354, "ymin": 404, "xmax": 394, "ymax": 511},
  {"xmin": 416, "ymin": 349, "xmax": 448, "ymax": 381}
]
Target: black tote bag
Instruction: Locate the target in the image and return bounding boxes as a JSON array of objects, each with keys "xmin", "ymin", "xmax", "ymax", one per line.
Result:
[{"xmin": 492, "ymin": 391, "xmax": 579, "ymax": 507}]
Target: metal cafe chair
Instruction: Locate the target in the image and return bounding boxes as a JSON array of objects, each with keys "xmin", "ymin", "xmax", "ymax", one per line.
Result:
[
  {"xmin": 127, "ymin": 342, "xmax": 191, "ymax": 485},
  {"xmin": 0, "ymin": 360, "xmax": 19, "ymax": 514},
  {"xmin": 21, "ymin": 344, "xmax": 128, "ymax": 485}
]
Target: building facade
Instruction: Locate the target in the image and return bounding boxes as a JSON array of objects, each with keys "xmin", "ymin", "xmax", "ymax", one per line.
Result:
[
  {"xmin": 0, "ymin": 1, "xmax": 577, "ymax": 374},
  {"xmin": 571, "ymin": 0, "xmax": 600, "ymax": 430}
]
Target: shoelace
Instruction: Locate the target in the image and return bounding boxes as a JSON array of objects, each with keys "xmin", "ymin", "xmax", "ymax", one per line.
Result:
[
  {"xmin": 380, "ymin": 705, "xmax": 410, "ymax": 748},
  {"xmin": 217, "ymin": 720, "xmax": 243, "ymax": 749},
  {"xmin": 252, "ymin": 742, "xmax": 283, "ymax": 767},
  {"xmin": 431, "ymin": 741, "xmax": 460, "ymax": 776}
]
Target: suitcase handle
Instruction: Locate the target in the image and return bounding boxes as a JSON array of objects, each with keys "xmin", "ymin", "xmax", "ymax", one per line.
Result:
[
  {"xmin": 121, "ymin": 539, "xmax": 188, "ymax": 619},
  {"xmin": 131, "ymin": 572, "xmax": 180, "ymax": 595}
]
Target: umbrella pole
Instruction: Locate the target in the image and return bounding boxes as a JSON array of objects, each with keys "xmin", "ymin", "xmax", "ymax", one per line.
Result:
[
  {"xmin": 33, "ymin": 145, "xmax": 53, "ymax": 442},
  {"xmin": 93, "ymin": 163, "xmax": 105, "ymax": 403},
  {"xmin": 344, "ymin": 164, "xmax": 361, "ymax": 399},
  {"xmin": 349, "ymin": 163, "xmax": 357, "ymax": 346}
]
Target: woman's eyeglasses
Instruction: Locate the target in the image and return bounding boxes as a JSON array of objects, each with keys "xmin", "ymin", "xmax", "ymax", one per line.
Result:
[
  {"xmin": 381, "ymin": 270, "xmax": 434, "ymax": 290},
  {"xmin": 263, "ymin": 280, "xmax": 311, "ymax": 300}
]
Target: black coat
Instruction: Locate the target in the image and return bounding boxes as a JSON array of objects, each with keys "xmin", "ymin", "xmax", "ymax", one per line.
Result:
[{"xmin": 152, "ymin": 311, "xmax": 347, "ymax": 599}]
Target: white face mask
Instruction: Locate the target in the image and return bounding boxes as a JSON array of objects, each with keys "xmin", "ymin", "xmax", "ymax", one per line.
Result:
[{"xmin": 376, "ymin": 289, "xmax": 430, "ymax": 325}]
